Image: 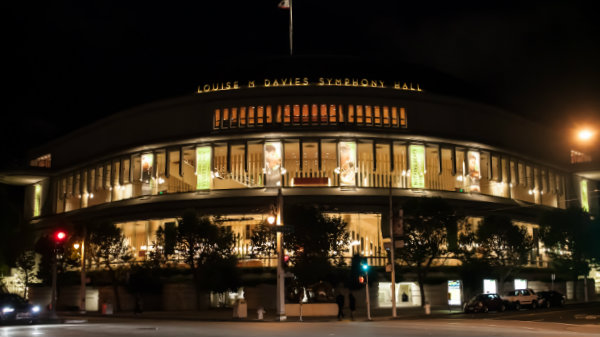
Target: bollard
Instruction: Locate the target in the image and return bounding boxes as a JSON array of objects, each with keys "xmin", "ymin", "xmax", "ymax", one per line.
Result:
[
  {"xmin": 257, "ymin": 307, "xmax": 266, "ymax": 320},
  {"xmin": 424, "ymin": 303, "xmax": 431, "ymax": 315}
]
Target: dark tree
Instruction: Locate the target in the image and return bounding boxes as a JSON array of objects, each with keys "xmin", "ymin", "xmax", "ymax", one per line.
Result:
[
  {"xmin": 88, "ymin": 222, "xmax": 132, "ymax": 312},
  {"xmin": 477, "ymin": 215, "xmax": 533, "ymax": 294},
  {"xmin": 539, "ymin": 207, "xmax": 599, "ymax": 299},
  {"xmin": 176, "ymin": 210, "xmax": 238, "ymax": 309},
  {"xmin": 453, "ymin": 221, "xmax": 492, "ymax": 299},
  {"xmin": 396, "ymin": 197, "xmax": 461, "ymax": 307},
  {"xmin": 15, "ymin": 250, "xmax": 37, "ymax": 298},
  {"xmin": 250, "ymin": 220, "xmax": 277, "ymax": 260},
  {"xmin": 283, "ymin": 205, "xmax": 349, "ymax": 302}
]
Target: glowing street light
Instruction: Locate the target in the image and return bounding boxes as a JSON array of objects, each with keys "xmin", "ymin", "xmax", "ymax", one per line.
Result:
[{"xmin": 578, "ymin": 129, "xmax": 594, "ymax": 141}]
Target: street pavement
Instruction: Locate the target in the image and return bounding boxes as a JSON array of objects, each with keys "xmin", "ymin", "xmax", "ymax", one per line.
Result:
[{"xmin": 0, "ymin": 319, "xmax": 599, "ymax": 337}]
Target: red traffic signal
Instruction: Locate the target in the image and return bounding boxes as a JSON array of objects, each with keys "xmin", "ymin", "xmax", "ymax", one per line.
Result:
[
  {"xmin": 358, "ymin": 276, "xmax": 365, "ymax": 284},
  {"xmin": 54, "ymin": 230, "xmax": 67, "ymax": 242}
]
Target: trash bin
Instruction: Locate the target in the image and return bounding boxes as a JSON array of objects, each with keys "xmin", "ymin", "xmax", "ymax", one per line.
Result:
[
  {"xmin": 424, "ymin": 302, "xmax": 431, "ymax": 315},
  {"xmin": 232, "ymin": 299, "xmax": 247, "ymax": 319}
]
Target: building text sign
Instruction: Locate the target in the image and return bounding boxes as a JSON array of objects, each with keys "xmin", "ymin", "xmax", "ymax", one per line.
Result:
[{"xmin": 197, "ymin": 77, "xmax": 423, "ymax": 94}]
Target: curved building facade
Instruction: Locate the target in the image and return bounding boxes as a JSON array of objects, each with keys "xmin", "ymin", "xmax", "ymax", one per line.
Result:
[{"xmin": 8, "ymin": 73, "xmax": 599, "ymax": 305}]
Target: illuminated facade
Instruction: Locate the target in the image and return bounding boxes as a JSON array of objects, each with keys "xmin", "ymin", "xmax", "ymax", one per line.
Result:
[{"xmin": 4, "ymin": 73, "xmax": 599, "ymax": 303}]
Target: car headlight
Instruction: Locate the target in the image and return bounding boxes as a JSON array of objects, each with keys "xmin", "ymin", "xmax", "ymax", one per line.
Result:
[
  {"xmin": 32, "ymin": 306, "xmax": 41, "ymax": 313},
  {"xmin": 2, "ymin": 307, "xmax": 15, "ymax": 314}
]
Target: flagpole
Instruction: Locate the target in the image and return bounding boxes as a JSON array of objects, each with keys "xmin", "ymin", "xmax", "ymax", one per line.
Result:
[{"xmin": 289, "ymin": 0, "xmax": 293, "ymax": 55}]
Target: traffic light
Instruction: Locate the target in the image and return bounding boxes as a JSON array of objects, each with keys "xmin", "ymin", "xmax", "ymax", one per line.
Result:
[
  {"xmin": 54, "ymin": 230, "xmax": 67, "ymax": 244},
  {"xmin": 361, "ymin": 262, "xmax": 369, "ymax": 272},
  {"xmin": 358, "ymin": 276, "xmax": 365, "ymax": 284},
  {"xmin": 282, "ymin": 254, "xmax": 290, "ymax": 268}
]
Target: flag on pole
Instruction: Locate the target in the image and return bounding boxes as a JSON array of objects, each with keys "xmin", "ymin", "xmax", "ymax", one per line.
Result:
[{"xmin": 278, "ymin": 0, "xmax": 290, "ymax": 9}]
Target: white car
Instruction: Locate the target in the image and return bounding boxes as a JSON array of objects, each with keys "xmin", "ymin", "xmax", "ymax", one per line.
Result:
[{"xmin": 502, "ymin": 289, "xmax": 539, "ymax": 310}]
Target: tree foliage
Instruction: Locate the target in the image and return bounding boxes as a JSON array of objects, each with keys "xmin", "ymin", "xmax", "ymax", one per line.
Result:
[
  {"xmin": 175, "ymin": 210, "xmax": 239, "ymax": 309},
  {"xmin": 283, "ymin": 204, "xmax": 350, "ymax": 290},
  {"xmin": 396, "ymin": 197, "xmax": 462, "ymax": 306},
  {"xmin": 88, "ymin": 222, "xmax": 132, "ymax": 311},
  {"xmin": 539, "ymin": 207, "xmax": 599, "ymax": 298},
  {"xmin": 15, "ymin": 250, "xmax": 38, "ymax": 298},
  {"xmin": 250, "ymin": 221, "xmax": 277, "ymax": 259},
  {"xmin": 476, "ymin": 214, "xmax": 533, "ymax": 292}
]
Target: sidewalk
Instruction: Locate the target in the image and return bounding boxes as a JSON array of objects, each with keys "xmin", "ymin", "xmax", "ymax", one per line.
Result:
[{"xmin": 57, "ymin": 305, "xmax": 459, "ymax": 323}]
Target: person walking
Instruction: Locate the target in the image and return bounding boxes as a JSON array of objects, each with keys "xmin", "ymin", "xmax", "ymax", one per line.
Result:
[
  {"xmin": 349, "ymin": 292, "xmax": 356, "ymax": 320},
  {"xmin": 336, "ymin": 293, "xmax": 345, "ymax": 320}
]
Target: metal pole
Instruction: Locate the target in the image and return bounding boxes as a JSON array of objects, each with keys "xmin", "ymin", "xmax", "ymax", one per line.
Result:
[
  {"xmin": 365, "ymin": 272, "xmax": 371, "ymax": 321},
  {"xmin": 389, "ymin": 179, "xmax": 396, "ymax": 317},
  {"xmin": 79, "ymin": 226, "xmax": 87, "ymax": 313},
  {"xmin": 289, "ymin": 0, "xmax": 293, "ymax": 56},
  {"xmin": 50, "ymin": 247, "xmax": 58, "ymax": 319},
  {"xmin": 276, "ymin": 187, "xmax": 287, "ymax": 321}
]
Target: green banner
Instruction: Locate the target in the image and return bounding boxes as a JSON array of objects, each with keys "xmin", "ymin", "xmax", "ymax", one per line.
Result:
[
  {"xmin": 581, "ymin": 179, "xmax": 589, "ymax": 212},
  {"xmin": 34, "ymin": 184, "xmax": 41, "ymax": 217},
  {"xmin": 196, "ymin": 146, "xmax": 212, "ymax": 190},
  {"xmin": 410, "ymin": 145, "xmax": 425, "ymax": 188}
]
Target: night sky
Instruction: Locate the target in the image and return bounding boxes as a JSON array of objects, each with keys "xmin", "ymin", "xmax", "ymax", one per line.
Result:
[{"xmin": 3, "ymin": 0, "xmax": 600, "ymax": 165}]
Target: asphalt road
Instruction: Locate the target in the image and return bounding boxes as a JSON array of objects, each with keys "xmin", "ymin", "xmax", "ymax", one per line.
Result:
[{"xmin": 1, "ymin": 319, "xmax": 599, "ymax": 337}]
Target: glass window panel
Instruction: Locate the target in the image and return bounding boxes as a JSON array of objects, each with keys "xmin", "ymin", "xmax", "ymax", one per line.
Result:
[
  {"xmin": 156, "ymin": 151, "xmax": 167, "ymax": 194},
  {"xmin": 311, "ymin": 104, "xmax": 318, "ymax": 124},
  {"xmin": 301, "ymin": 104, "xmax": 309, "ymax": 124},
  {"xmin": 112, "ymin": 161, "xmax": 122, "ymax": 201},
  {"xmin": 400, "ymin": 107, "xmax": 407, "ymax": 127},
  {"xmin": 302, "ymin": 142, "xmax": 319, "ymax": 175},
  {"xmin": 374, "ymin": 106, "xmax": 381, "ymax": 126},
  {"xmin": 212, "ymin": 144, "xmax": 228, "ymax": 189},
  {"xmin": 391, "ymin": 107, "xmax": 398, "ymax": 126},
  {"xmin": 338, "ymin": 105, "xmax": 344, "ymax": 123},
  {"xmin": 276, "ymin": 105, "xmax": 282, "ymax": 123},
  {"xmin": 383, "ymin": 106, "xmax": 390, "ymax": 126},
  {"xmin": 347, "ymin": 105, "xmax": 355, "ymax": 123},
  {"xmin": 248, "ymin": 107, "xmax": 255, "ymax": 127},
  {"xmin": 439, "ymin": 147, "xmax": 454, "ymax": 191},
  {"xmin": 231, "ymin": 107, "xmax": 238, "ymax": 127},
  {"xmin": 365, "ymin": 105, "xmax": 373, "ymax": 125},
  {"xmin": 356, "ymin": 105, "xmax": 364, "ymax": 124},
  {"xmin": 214, "ymin": 109, "xmax": 220, "ymax": 128},
  {"xmin": 375, "ymin": 143, "xmax": 391, "ymax": 187},
  {"xmin": 247, "ymin": 143, "xmax": 264, "ymax": 187},
  {"xmin": 357, "ymin": 141, "xmax": 373, "ymax": 187},
  {"xmin": 222, "ymin": 108, "xmax": 229, "ymax": 128},
  {"xmin": 257, "ymin": 106, "xmax": 264, "ymax": 125},
  {"xmin": 122, "ymin": 158, "xmax": 130, "ymax": 184},
  {"xmin": 293, "ymin": 104, "xmax": 301, "ymax": 124},
  {"xmin": 167, "ymin": 150, "xmax": 183, "ymax": 193},
  {"xmin": 240, "ymin": 107, "xmax": 247, "ymax": 126},
  {"xmin": 266, "ymin": 106, "xmax": 273, "ymax": 124},
  {"xmin": 329, "ymin": 104, "xmax": 337, "ymax": 123},
  {"xmin": 230, "ymin": 144, "xmax": 246, "ymax": 187},
  {"xmin": 284, "ymin": 105, "xmax": 291, "ymax": 124},
  {"xmin": 182, "ymin": 148, "xmax": 197, "ymax": 191},
  {"xmin": 321, "ymin": 140, "xmax": 337, "ymax": 186},
  {"xmin": 320, "ymin": 104, "xmax": 328, "ymax": 124},
  {"xmin": 284, "ymin": 141, "xmax": 300, "ymax": 187}
]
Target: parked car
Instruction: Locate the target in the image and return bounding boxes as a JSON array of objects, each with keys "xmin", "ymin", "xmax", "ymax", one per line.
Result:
[
  {"xmin": 503, "ymin": 289, "xmax": 539, "ymax": 310},
  {"xmin": 0, "ymin": 293, "xmax": 41, "ymax": 324},
  {"xmin": 463, "ymin": 293, "xmax": 508, "ymax": 313},
  {"xmin": 537, "ymin": 290, "xmax": 566, "ymax": 308}
]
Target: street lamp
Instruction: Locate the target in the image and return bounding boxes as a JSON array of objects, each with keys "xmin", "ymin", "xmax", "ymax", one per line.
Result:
[
  {"xmin": 577, "ymin": 129, "xmax": 595, "ymax": 142},
  {"xmin": 275, "ymin": 188, "xmax": 286, "ymax": 321}
]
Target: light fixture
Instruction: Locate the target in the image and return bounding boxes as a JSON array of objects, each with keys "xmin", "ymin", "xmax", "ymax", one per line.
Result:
[
  {"xmin": 578, "ymin": 129, "xmax": 594, "ymax": 141},
  {"xmin": 73, "ymin": 243, "xmax": 80, "ymax": 249}
]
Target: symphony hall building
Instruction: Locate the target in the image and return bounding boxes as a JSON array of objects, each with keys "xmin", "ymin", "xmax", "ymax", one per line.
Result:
[{"xmin": 3, "ymin": 61, "xmax": 599, "ymax": 307}]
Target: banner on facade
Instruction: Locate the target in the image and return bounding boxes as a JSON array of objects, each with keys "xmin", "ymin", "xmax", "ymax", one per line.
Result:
[
  {"xmin": 467, "ymin": 151, "xmax": 481, "ymax": 192},
  {"xmin": 339, "ymin": 141, "xmax": 357, "ymax": 187},
  {"xmin": 196, "ymin": 146, "xmax": 212, "ymax": 190},
  {"xmin": 264, "ymin": 142, "xmax": 282, "ymax": 187},
  {"xmin": 448, "ymin": 280, "xmax": 461, "ymax": 306},
  {"xmin": 409, "ymin": 145, "xmax": 425, "ymax": 188},
  {"xmin": 581, "ymin": 179, "xmax": 589, "ymax": 212}
]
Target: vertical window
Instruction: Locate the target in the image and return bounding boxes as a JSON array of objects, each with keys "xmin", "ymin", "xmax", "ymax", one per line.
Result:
[
  {"xmin": 248, "ymin": 107, "xmax": 255, "ymax": 127},
  {"xmin": 301, "ymin": 104, "xmax": 309, "ymax": 124},
  {"xmin": 276, "ymin": 105, "xmax": 282, "ymax": 123},
  {"xmin": 156, "ymin": 151, "xmax": 167, "ymax": 194},
  {"xmin": 374, "ymin": 106, "xmax": 381, "ymax": 126},
  {"xmin": 231, "ymin": 107, "xmax": 238, "ymax": 127},
  {"xmin": 321, "ymin": 140, "xmax": 337, "ymax": 186},
  {"xmin": 347, "ymin": 105, "xmax": 355, "ymax": 123},
  {"xmin": 293, "ymin": 104, "xmax": 301, "ymax": 124},
  {"xmin": 284, "ymin": 140, "xmax": 300, "ymax": 186},
  {"xmin": 365, "ymin": 105, "xmax": 373, "ymax": 125},
  {"xmin": 338, "ymin": 105, "xmax": 344, "ymax": 123},
  {"xmin": 240, "ymin": 107, "xmax": 247, "ymax": 127},
  {"xmin": 311, "ymin": 104, "xmax": 319, "ymax": 124},
  {"xmin": 230, "ymin": 144, "xmax": 246, "ymax": 187},
  {"xmin": 356, "ymin": 105, "xmax": 364, "ymax": 124},
  {"xmin": 375, "ymin": 143, "xmax": 391, "ymax": 187},
  {"xmin": 302, "ymin": 142, "xmax": 319, "ymax": 175},
  {"xmin": 122, "ymin": 158, "xmax": 130, "ymax": 184},
  {"xmin": 222, "ymin": 108, "xmax": 230, "ymax": 128},
  {"xmin": 383, "ymin": 106, "xmax": 390, "ymax": 126},
  {"xmin": 214, "ymin": 109, "xmax": 221, "ymax": 129},
  {"xmin": 400, "ymin": 107, "xmax": 407, "ymax": 127},
  {"xmin": 257, "ymin": 106, "xmax": 264, "ymax": 126},
  {"xmin": 182, "ymin": 148, "xmax": 197, "ymax": 192},
  {"xmin": 266, "ymin": 105, "xmax": 273, "ymax": 124},
  {"xmin": 320, "ymin": 104, "xmax": 328, "ymax": 124},
  {"xmin": 247, "ymin": 143, "xmax": 264, "ymax": 187},
  {"xmin": 329, "ymin": 104, "xmax": 337, "ymax": 123},
  {"xmin": 167, "ymin": 149, "xmax": 181, "ymax": 193},
  {"xmin": 212, "ymin": 144, "xmax": 227, "ymax": 189},
  {"xmin": 357, "ymin": 141, "xmax": 373, "ymax": 187},
  {"xmin": 284, "ymin": 105, "xmax": 291, "ymax": 124},
  {"xmin": 391, "ymin": 107, "xmax": 398, "ymax": 127}
]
